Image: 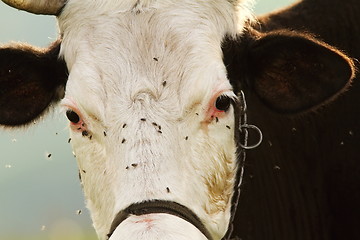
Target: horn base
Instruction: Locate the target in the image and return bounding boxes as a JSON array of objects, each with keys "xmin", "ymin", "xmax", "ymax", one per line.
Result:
[{"xmin": 2, "ymin": 0, "xmax": 66, "ymax": 15}]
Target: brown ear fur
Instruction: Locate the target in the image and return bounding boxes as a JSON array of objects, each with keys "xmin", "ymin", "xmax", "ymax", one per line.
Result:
[
  {"xmin": 0, "ymin": 40, "xmax": 68, "ymax": 126},
  {"xmin": 224, "ymin": 30, "xmax": 356, "ymax": 113},
  {"xmin": 249, "ymin": 31, "xmax": 355, "ymax": 113}
]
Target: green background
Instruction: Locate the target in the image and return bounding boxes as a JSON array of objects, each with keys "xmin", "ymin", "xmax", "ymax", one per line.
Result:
[{"xmin": 0, "ymin": 0, "xmax": 295, "ymax": 239}]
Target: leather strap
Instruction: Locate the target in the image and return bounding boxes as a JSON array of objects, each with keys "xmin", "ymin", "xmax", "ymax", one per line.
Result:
[{"xmin": 107, "ymin": 200, "xmax": 214, "ymax": 240}]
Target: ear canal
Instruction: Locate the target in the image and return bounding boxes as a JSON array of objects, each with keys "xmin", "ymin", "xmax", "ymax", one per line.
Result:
[
  {"xmin": 247, "ymin": 31, "xmax": 355, "ymax": 113},
  {"xmin": 0, "ymin": 40, "xmax": 68, "ymax": 126}
]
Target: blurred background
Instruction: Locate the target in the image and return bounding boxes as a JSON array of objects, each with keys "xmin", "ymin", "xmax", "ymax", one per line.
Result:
[{"xmin": 0, "ymin": 0, "xmax": 295, "ymax": 239}]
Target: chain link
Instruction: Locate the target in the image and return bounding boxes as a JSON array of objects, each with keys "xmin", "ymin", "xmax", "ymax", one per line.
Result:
[{"xmin": 222, "ymin": 91, "xmax": 262, "ymax": 240}]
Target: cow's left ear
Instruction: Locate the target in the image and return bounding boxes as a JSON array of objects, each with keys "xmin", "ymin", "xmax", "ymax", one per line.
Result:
[
  {"xmin": 227, "ymin": 31, "xmax": 356, "ymax": 113},
  {"xmin": 0, "ymin": 40, "xmax": 68, "ymax": 126}
]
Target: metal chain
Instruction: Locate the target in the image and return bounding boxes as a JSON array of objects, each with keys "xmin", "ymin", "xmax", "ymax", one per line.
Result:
[
  {"xmin": 222, "ymin": 91, "xmax": 262, "ymax": 240},
  {"xmin": 238, "ymin": 91, "xmax": 263, "ymax": 150}
]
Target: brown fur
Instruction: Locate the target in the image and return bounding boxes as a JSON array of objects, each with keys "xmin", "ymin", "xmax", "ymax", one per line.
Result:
[
  {"xmin": 0, "ymin": 40, "xmax": 67, "ymax": 126},
  {"xmin": 228, "ymin": 0, "xmax": 360, "ymax": 239}
]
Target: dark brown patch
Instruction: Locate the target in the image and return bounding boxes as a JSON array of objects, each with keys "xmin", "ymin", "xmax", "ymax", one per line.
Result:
[{"xmin": 0, "ymin": 40, "xmax": 68, "ymax": 126}]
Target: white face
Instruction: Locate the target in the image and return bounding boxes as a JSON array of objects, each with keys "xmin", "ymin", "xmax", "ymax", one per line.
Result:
[{"xmin": 58, "ymin": 0, "xmax": 253, "ymax": 239}]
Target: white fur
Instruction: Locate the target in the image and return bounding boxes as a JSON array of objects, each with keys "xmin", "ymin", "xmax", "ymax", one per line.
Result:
[{"xmin": 58, "ymin": 0, "xmax": 254, "ymax": 239}]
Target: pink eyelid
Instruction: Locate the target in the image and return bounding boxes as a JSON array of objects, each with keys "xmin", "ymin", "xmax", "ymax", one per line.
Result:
[
  {"xmin": 205, "ymin": 91, "xmax": 235, "ymax": 121},
  {"xmin": 61, "ymin": 100, "xmax": 87, "ymax": 132}
]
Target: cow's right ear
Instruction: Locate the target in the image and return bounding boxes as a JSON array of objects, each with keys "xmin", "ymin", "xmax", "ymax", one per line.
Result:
[{"xmin": 0, "ymin": 40, "xmax": 68, "ymax": 126}]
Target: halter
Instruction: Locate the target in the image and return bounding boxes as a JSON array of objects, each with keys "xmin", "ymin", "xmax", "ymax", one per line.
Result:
[
  {"xmin": 107, "ymin": 91, "xmax": 262, "ymax": 240},
  {"xmin": 107, "ymin": 200, "xmax": 214, "ymax": 240}
]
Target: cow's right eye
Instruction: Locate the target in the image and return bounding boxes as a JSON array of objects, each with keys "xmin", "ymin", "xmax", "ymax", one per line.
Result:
[
  {"xmin": 66, "ymin": 110, "xmax": 80, "ymax": 124},
  {"xmin": 215, "ymin": 95, "xmax": 232, "ymax": 112}
]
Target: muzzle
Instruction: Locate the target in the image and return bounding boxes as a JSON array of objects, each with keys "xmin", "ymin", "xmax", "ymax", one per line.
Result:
[{"xmin": 107, "ymin": 199, "xmax": 214, "ymax": 240}]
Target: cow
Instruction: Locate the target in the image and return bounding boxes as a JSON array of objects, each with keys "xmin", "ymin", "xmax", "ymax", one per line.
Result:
[
  {"xmin": 0, "ymin": 0, "xmax": 356, "ymax": 239},
  {"xmin": 227, "ymin": 0, "xmax": 360, "ymax": 239}
]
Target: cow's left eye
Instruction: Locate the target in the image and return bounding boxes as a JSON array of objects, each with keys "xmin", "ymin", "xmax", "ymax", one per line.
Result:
[
  {"xmin": 215, "ymin": 95, "xmax": 231, "ymax": 112},
  {"xmin": 66, "ymin": 110, "xmax": 80, "ymax": 124}
]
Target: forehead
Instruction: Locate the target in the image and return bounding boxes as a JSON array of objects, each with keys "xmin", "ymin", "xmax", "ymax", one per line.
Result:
[{"xmin": 58, "ymin": 0, "xmax": 248, "ymax": 111}]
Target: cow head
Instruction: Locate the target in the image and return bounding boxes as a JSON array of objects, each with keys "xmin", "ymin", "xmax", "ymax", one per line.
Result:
[{"xmin": 0, "ymin": 0, "xmax": 355, "ymax": 239}]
